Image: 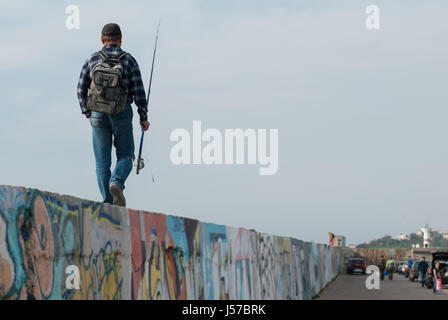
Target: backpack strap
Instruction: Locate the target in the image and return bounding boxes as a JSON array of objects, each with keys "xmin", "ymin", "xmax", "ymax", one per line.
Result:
[
  {"xmin": 98, "ymin": 50, "xmax": 110, "ymax": 60},
  {"xmin": 98, "ymin": 50, "xmax": 127, "ymax": 61},
  {"xmin": 117, "ymin": 51, "xmax": 127, "ymax": 60}
]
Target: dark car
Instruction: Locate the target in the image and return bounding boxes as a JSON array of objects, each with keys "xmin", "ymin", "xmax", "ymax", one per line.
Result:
[
  {"xmin": 409, "ymin": 261, "xmax": 421, "ymax": 282},
  {"xmin": 425, "ymin": 251, "xmax": 448, "ymax": 289},
  {"xmin": 347, "ymin": 258, "xmax": 366, "ymax": 274}
]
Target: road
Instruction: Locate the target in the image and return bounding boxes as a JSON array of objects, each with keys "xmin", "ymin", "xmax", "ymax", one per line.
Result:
[{"xmin": 318, "ymin": 272, "xmax": 448, "ymax": 300}]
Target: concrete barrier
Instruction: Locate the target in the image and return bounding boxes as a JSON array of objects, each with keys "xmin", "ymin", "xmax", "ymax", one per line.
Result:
[{"xmin": 0, "ymin": 185, "xmax": 351, "ymax": 300}]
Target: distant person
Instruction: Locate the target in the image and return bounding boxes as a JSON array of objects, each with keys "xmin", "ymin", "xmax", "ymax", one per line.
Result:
[
  {"xmin": 406, "ymin": 258, "xmax": 414, "ymax": 277},
  {"xmin": 328, "ymin": 232, "xmax": 334, "ymax": 247},
  {"xmin": 77, "ymin": 23, "xmax": 150, "ymax": 207},
  {"xmin": 407, "ymin": 258, "xmax": 414, "ymax": 269},
  {"xmin": 386, "ymin": 257, "xmax": 395, "ymax": 280},
  {"xmin": 418, "ymin": 256, "xmax": 429, "ymax": 288},
  {"xmin": 378, "ymin": 255, "xmax": 386, "ymax": 280},
  {"xmin": 433, "ymin": 261, "xmax": 441, "ymax": 294}
]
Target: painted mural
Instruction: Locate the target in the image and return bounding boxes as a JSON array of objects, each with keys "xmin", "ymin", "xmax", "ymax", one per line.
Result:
[{"xmin": 0, "ymin": 186, "xmax": 350, "ymax": 300}]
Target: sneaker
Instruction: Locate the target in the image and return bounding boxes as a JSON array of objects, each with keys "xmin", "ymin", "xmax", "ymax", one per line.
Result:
[{"xmin": 109, "ymin": 183, "xmax": 126, "ymax": 207}]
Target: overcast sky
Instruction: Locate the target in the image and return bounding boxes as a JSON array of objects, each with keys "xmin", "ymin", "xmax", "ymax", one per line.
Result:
[{"xmin": 1, "ymin": 0, "xmax": 447, "ymax": 245}]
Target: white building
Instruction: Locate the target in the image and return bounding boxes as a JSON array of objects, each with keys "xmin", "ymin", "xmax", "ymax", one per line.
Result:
[
  {"xmin": 397, "ymin": 233, "xmax": 410, "ymax": 240},
  {"xmin": 334, "ymin": 235, "xmax": 346, "ymax": 247},
  {"xmin": 421, "ymin": 226, "xmax": 431, "ymax": 248}
]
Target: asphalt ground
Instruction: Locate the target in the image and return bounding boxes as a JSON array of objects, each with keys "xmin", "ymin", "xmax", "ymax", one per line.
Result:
[{"xmin": 318, "ymin": 272, "xmax": 448, "ymax": 300}]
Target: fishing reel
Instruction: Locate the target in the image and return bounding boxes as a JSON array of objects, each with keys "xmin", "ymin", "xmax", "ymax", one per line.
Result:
[
  {"xmin": 134, "ymin": 156, "xmax": 156, "ymax": 182},
  {"xmin": 134, "ymin": 157, "xmax": 145, "ymax": 171}
]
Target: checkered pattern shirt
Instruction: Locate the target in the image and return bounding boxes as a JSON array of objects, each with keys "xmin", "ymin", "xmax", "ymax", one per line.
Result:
[{"xmin": 77, "ymin": 44, "xmax": 148, "ymax": 121}]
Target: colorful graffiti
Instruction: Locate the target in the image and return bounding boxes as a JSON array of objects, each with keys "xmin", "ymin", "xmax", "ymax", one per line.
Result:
[
  {"xmin": 0, "ymin": 186, "xmax": 351, "ymax": 300},
  {"xmin": 0, "ymin": 186, "xmax": 128, "ymax": 300}
]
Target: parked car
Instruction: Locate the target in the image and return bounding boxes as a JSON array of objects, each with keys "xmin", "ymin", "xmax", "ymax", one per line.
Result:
[
  {"xmin": 425, "ymin": 251, "xmax": 448, "ymax": 289},
  {"xmin": 409, "ymin": 261, "xmax": 421, "ymax": 282},
  {"xmin": 404, "ymin": 258, "xmax": 419, "ymax": 278},
  {"xmin": 346, "ymin": 257, "xmax": 367, "ymax": 274}
]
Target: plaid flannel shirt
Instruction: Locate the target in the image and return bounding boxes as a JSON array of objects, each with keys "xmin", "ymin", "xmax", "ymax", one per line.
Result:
[{"xmin": 77, "ymin": 44, "xmax": 148, "ymax": 121}]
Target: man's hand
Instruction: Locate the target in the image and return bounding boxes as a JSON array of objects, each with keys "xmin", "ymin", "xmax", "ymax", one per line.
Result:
[{"xmin": 140, "ymin": 120, "xmax": 150, "ymax": 131}]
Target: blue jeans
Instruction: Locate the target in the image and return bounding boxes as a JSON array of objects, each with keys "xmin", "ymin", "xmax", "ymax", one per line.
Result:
[
  {"xmin": 90, "ymin": 104, "xmax": 135, "ymax": 204},
  {"xmin": 420, "ymin": 271, "xmax": 426, "ymax": 287}
]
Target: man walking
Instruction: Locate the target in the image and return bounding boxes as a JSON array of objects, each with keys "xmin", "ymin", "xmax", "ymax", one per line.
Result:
[
  {"xmin": 378, "ymin": 255, "xmax": 386, "ymax": 280},
  {"xmin": 386, "ymin": 257, "xmax": 395, "ymax": 280},
  {"xmin": 77, "ymin": 23, "xmax": 149, "ymax": 206},
  {"xmin": 418, "ymin": 256, "xmax": 429, "ymax": 288}
]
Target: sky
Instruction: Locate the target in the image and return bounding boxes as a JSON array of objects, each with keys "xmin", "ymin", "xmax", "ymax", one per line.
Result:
[{"xmin": 1, "ymin": 0, "xmax": 447, "ymax": 245}]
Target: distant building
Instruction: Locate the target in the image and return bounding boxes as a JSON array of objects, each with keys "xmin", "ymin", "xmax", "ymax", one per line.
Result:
[
  {"xmin": 397, "ymin": 233, "xmax": 410, "ymax": 240},
  {"xmin": 408, "ymin": 247, "xmax": 434, "ymax": 261},
  {"xmin": 421, "ymin": 226, "xmax": 431, "ymax": 248},
  {"xmin": 438, "ymin": 230, "xmax": 448, "ymax": 238},
  {"xmin": 334, "ymin": 235, "xmax": 346, "ymax": 247}
]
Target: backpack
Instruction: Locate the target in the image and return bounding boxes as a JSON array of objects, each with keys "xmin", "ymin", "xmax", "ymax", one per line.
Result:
[
  {"xmin": 86, "ymin": 50, "xmax": 128, "ymax": 115},
  {"xmin": 388, "ymin": 260, "xmax": 395, "ymax": 269}
]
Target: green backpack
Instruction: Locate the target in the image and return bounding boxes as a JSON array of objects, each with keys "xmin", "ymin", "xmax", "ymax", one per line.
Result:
[{"xmin": 86, "ymin": 50, "xmax": 128, "ymax": 115}]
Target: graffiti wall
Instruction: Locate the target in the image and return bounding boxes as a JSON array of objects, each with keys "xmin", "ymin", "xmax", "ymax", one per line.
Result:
[{"xmin": 0, "ymin": 186, "xmax": 351, "ymax": 300}]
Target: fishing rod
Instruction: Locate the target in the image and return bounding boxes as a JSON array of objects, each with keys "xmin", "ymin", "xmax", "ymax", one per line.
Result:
[{"xmin": 136, "ymin": 22, "xmax": 160, "ymax": 180}]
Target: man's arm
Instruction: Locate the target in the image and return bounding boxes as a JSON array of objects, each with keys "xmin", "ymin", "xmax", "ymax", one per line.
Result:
[
  {"xmin": 77, "ymin": 58, "xmax": 92, "ymax": 119},
  {"xmin": 129, "ymin": 56, "xmax": 149, "ymax": 129}
]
